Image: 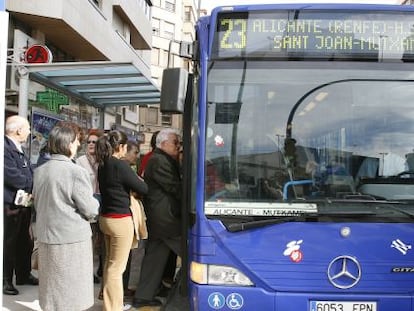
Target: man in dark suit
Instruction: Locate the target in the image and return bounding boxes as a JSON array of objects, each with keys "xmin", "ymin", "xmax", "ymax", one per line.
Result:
[
  {"xmin": 132, "ymin": 128, "xmax": 182, "ymax": 308},
  {"xmin": 3, "ymin": 115, "xmax": 38, "ymax": 295}
]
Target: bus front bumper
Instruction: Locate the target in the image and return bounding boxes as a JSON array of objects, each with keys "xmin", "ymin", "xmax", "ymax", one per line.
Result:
[{"xmin": 190, "ymin": 285, "xmax": 412, "ymax": 311}]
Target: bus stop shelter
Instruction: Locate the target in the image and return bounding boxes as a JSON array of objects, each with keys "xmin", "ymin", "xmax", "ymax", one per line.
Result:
[
  {"xmin": 19, "ymin": 61, "xmax": 161, "ymax": 125},
  {"xmin": 2, "ymin": 58, "xmax": 160, "ymax": 306}
]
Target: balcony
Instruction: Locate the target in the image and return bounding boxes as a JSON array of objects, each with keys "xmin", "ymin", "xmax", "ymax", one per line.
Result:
[{"xmin": 6, "ymin": 0, "xmax": 152, "ymax": 62}]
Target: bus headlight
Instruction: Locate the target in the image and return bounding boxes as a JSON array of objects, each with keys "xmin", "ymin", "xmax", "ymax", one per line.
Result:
[{"xmin": 190, "ymin": 262, "xmax": 254, "ymax": 286}]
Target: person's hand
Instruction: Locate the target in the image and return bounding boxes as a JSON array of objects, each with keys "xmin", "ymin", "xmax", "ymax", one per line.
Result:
[
  {"xmin": 224, "ymin": 183, "xmax": 238, "ymax": 192},
  {"xmin": 29, "ymin": 222, "xmax": 34, "ymax": 240},
  {"xmin": 306, "ymin": 160, "xmax": 318, "ymax": 175},
  {"xmin": 263, "ymin": 179, "xmax": 282, "ymax": 199}
]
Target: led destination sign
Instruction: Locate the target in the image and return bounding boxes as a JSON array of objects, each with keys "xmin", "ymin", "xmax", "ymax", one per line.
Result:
[{"xmin": 212, "ymin": 10, "xmax": 414, "ymax": 60}]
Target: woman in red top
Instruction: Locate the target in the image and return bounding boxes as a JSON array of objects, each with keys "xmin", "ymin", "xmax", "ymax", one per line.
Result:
[{"xmin": 138, "ymin": 130, "xmax": 159, "ymax": 177}]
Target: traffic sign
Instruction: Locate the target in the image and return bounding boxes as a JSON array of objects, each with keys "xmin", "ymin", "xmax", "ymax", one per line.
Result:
[{"xmin": 24, "ymin": 44, "xmax": 53, "ymax": 63}]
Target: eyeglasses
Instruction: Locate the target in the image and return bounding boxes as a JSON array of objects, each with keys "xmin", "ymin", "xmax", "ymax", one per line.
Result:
[
  {"xmin": 87, "ymin": 140, "xmax": 97, "ymax": 144},
  {"xmin": 167, "ymin": 140, "xmax": 181, "ymax": 146}
]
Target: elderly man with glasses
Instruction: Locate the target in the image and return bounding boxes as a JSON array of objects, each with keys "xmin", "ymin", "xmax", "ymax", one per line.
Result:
[{"xmin": 132, "ymin": 128, "xmax": 183, "ymax": 309}]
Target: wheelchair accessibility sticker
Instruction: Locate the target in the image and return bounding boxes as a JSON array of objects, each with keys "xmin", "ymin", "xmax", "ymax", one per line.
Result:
[
  {"xmin": 226, "ymin": 293, "xmax": 244, "ymax": 309},
  {"xmin": 208, "ymin": 292, "xmax": 244, "ymax": 310}
]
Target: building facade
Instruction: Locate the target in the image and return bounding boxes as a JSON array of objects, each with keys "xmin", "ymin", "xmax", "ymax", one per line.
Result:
[
  {"xmin": 139, "ymin": 0, "xmax": 198, "ymax": 152},
  {"xmin": 6, "ymin": 0, "xmax": 199, "ymax": 155},
  {"xmin": 6, "ymin": 0, "xmax": 155, "ymax": 145}
]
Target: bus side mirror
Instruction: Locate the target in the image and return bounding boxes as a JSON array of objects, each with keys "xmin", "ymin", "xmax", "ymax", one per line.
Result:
[{"xmin": 160, "ymin": 68, "xmax": 189, "ymax": 114}]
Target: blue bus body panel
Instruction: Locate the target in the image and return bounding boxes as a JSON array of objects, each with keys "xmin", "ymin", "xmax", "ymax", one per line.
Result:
[
  {"xmin": 195, "ymin": 221, "xmax": 414, "ymax": 292},
  {"xmin": 190, "ymin": 221, "xmax": 414, "ymax": 310}
]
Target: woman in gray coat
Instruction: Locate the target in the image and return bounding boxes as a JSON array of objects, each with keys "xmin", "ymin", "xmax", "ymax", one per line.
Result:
[{"xmin": 33, "ymin": 123, "xmax": 100, "ymax": 311}]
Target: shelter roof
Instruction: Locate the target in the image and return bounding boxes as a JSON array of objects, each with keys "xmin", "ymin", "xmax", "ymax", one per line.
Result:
[{"xmin": 27, "ymin": 61, "xmax": 160, "ymax": 108}]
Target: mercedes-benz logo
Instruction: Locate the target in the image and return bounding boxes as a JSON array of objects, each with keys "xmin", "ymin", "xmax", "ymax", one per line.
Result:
[{"xmin": 327, "ymin": 255, "xmax": 361, "ymax": 289}]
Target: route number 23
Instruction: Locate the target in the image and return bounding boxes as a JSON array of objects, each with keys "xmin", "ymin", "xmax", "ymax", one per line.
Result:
[{"xmin": 220, "ymin": 19, "xmax": 247, "ymax": 49}]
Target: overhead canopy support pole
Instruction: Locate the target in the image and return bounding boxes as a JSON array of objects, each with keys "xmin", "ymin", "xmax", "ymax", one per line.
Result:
[
  {"xmin": 99, "ymin": 107, "xmax": 105, "ymax": 129},
  {"xmin": 17, "ymin": 66, "xmax": 29, "ymax": 117}
]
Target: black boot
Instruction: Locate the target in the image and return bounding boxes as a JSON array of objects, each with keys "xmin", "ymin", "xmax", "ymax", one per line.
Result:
[
  {"xmin": 3, "ymin": 279, "xmax": 19, "ymax": 295},
  {"xmin": 16, "ymin": 274, "xmax": 38, "ymax": 285},
  {"xmin": 96, "ymin": 255, "xmax": 103, "ymax": 277}
]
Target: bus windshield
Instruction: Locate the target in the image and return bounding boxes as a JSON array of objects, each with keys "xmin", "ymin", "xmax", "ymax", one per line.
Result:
[{"xmin": 205, "ymin": 60, "xmax": 414, "ymax": 216}]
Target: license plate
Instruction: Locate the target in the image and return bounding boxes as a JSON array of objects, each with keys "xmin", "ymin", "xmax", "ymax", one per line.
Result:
[{"xmin": 310, "ymin": 301, "xmax": 377, "ymax": 311}]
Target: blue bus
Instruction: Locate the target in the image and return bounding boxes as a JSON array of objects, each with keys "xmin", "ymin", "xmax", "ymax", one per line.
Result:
[{"xmin": 162, "ymin": 3, "xmax": 414, "ymax": 311}]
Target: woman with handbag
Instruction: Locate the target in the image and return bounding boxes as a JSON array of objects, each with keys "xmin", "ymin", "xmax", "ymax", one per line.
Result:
[
  {"xmin": 95, "ymin": 130, "xmax": 148, "ymax": 311},
  {"xmin": 33, "ymin": 122, "xmax": 100, "ymax": 311}
]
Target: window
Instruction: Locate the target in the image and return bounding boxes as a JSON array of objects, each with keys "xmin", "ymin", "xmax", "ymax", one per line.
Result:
[
  {"xmin": 46, "ymin": 41, "xmax": 75, "ymax": 62},
  {"xmin": 147, "ymin": 107, "xmax": 159, "ymax": 125},
  {"xmin": 165, "ymin": 0, "xmax": 176, "ymax": 12},
  {"xmin": 152, "ymin": 48, "xmax": 160, "ymax": 66},
  {"xmin": 152, "ymin": 18, "xmax": 160, "ymax": 36},
  {"xmin": 161, "ymin": 114, "xmax": 172, "ymax": 126},
  {"xmin": 164, "ymin": 21, "xmax": 175, "ymax": 40},
  {"xmin": 144, "ymin": 1, "xmax": 151, "ymax": 20},
  {"xmin": 128, "ymin": 105, "xmax": 137, "ymax": 113},
  {"xmin": 113, "ymin": 11, "xmax": 130, "ymax": 41},
  {"xmin": 139, "ymin": 0, "xmax": 153, "ymax": 19},
  {"xmin": 184, "ymin": 6, "xmax": 192, "ymax": 22},
  {"xmin": 161, "ymin": 49, "xmax": 169, "ymax": 67}
]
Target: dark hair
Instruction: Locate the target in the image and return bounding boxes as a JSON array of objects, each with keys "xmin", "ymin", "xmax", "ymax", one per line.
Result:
[
  {"xmin": 95, "ymin": 130, "xmax": 128, "ymax": 165},
  {"xmin": 48, "ymin": 124, "xmax": 77, "ymax": 157},
  {"xmin": 126, "ymin": 141, "xmax": 139, "ymax": 153},
  {"xmin": 87, "ymin": 128, "xmax": 104, "ymax": 140},
  {"xmin": 150, "ymin": 131, "xmax": 159, "ymax": 150},
  {"xmin": 55, "ymin": 121, "xmax": 85, "ymax": 145}
]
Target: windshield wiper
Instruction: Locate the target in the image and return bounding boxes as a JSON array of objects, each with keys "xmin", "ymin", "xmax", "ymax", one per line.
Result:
[
  {"xmin": 226, "ymin": 210, "xmax": 377, "ymax": 232},
  {"xmin": 327, "ymin": 199, "xmax": 414, "ymax": 219},
  {"xmin": 376, "ymin": 203, "xmax": 414, "ymax": 220}
]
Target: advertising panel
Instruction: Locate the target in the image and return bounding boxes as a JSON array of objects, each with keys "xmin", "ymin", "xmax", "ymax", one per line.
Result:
[{"xmin": 30, "ymin": 108, "xmax": 63, "ymax": 165}]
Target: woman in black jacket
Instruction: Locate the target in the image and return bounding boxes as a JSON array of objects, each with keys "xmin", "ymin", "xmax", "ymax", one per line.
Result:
[{"xmin": 95, "ymin": 130, "xmax": 148, "ymax": 311}]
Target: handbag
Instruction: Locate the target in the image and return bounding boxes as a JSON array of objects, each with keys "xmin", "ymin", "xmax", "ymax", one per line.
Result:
[
  {"xmin": 129, "ymin": 194, "xmax": 148, "ymax": 249},
  {"xmin": 31, "ymin": 241, "xmax": 39, "ymax": 270},
  {"xmin": 14, "ymin": 189, "xmax": 32, "ymax": 207}
]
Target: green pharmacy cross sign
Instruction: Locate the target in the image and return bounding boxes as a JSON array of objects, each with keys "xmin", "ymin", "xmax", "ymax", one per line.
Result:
[{"xmin": 36, "ymin": 88, "xmax": 69, "ymax": 112}]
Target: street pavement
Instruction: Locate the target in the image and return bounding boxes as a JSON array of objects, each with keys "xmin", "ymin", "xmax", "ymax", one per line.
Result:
[{"xmin": 2, "ymin": 248, "xmax": 161, "ymax": 311}]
